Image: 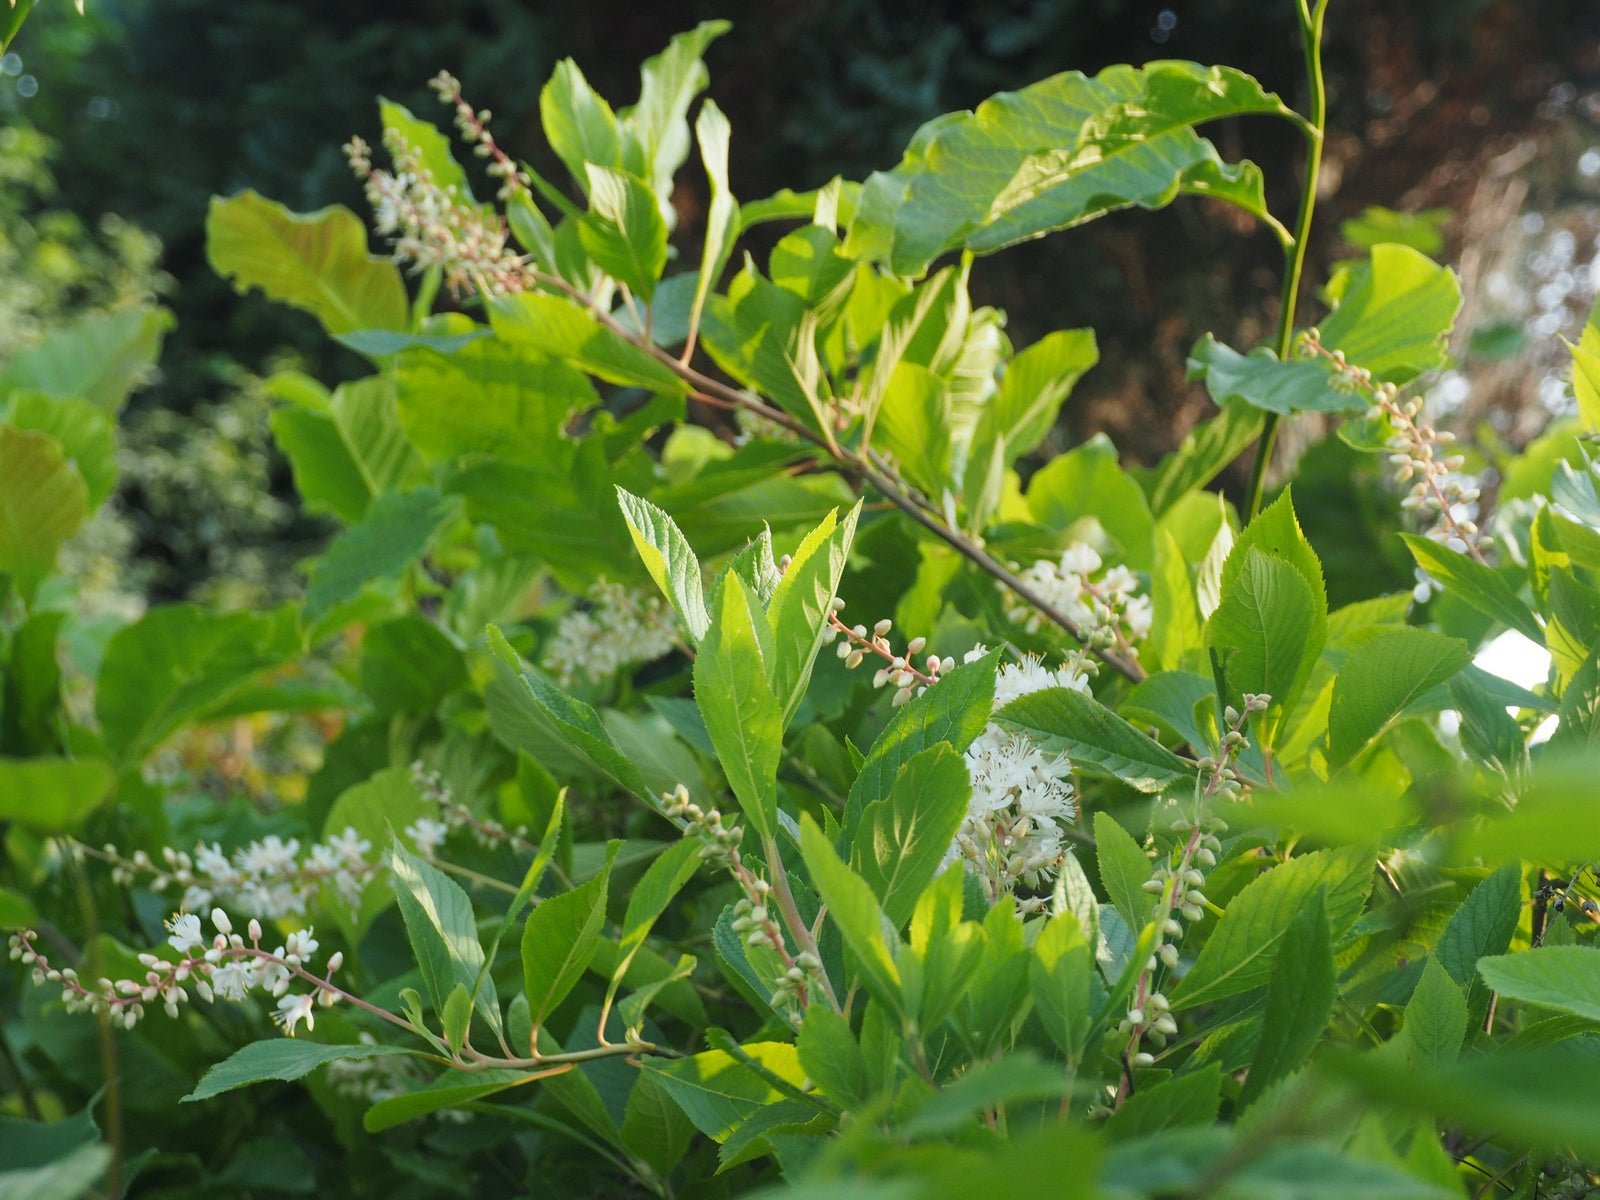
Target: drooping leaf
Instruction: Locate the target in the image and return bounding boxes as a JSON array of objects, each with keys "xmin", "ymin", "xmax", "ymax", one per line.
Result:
[
  {"xmin": 184, "ymin": 1040, "xmax": 416, "ymax": 1102},
  {"xmin": 1400, "ymin": 533, "xmax": 1543, "ymax": 643},
  {"xmin": 206, "ymin": 191, "xmax": 408, "ymax": 335},
  {"xmin": 846, "ymin": 61, "xmax": 1292, "ymax": 276},
  {"xmin": 1186, "ymin": 334, "xmax": 1364, "ymax": 417}
]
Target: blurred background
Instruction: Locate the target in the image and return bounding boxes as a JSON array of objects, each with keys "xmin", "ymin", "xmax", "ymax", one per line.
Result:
[{"xmin": 3, "ymin": 0, "xmax": 1598, "ymax": 607}]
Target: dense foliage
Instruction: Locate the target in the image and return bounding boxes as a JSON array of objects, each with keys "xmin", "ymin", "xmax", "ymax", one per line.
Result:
[{"xmin": 7, "ymin": 5, "xmax": 1600, "ymax": 1198}]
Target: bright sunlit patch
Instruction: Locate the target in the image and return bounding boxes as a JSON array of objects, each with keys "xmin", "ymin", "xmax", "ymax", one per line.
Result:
[{"xmin": 1472, "ymin": 630, "xmax": 1558, "ymax": 745}]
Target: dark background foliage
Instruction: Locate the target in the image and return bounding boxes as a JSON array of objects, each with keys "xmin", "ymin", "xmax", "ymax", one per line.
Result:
[{"xmin": 4, "ymin": 0, "xmax": 1597, "ymax": 598}]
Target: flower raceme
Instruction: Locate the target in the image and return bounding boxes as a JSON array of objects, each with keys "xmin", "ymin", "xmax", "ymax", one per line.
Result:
[{"xmin": 10, "ymin": 908, "xmax": 344, "ymax": 1034}]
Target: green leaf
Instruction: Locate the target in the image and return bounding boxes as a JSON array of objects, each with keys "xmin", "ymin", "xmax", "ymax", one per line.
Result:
[
  {"xmin": 624, "ymin": 20, "xmax": 731, "ymax": 207},
  {"xmin": 1433, "ymin": 866, "xmax": 1521, "ymax": 1007},
  {"xmin": 0, "ymin": 425, "xmax": 88, "ymax": 599},
  {"xmin": 394, "ymin": 339, "xmax": 597, "ymax": 469},
  {"xmin": 95, "ymin": 605, "xmax": 296, "ymax": 761},
  {"xmin": 797, "ymin": 1004, "xmax": 871, "ymax": 1108},
  {"xmin": 851, "ymin": 744, "xmax": 970, "ymax": 927},
  {"xmin": 1142, "ymin": 401, "xmax": 1265, "ymax": 516},
  {"xmin": 1568, "ymin": 295, "xmax": 1600, "ymax": 432},
  {"xmin": 1403, "ymin": 956, "xmax": 1468, "ymax": 1067},
  {"xmin": 1477, "ymin": 946, "xmax": 1600, "ymax": 1023},
  {"xmin": 620, "ymin": 1072, "xmax": 696, "ymax": 1179},
  {"xmin": 996, "ymin": 686, "xmax": 1196, "ymax": 794},
  {"xmin": 206, "ymin": 191, "xmax": 408, "ymax": 335},
  {"xmin": 1326, "ymin": 628, "xmax": 1469, "ymax": 766},
  {"xmin": 1317, "ymin": 244, "xmax": 1462, "ymax": 383},
  {"xmin": 1025, "ymin": 433, "xmax": 1155, "ymax": 570},
  {"xmin": 799, "ymin": 813, "xmax": 902, "ymax": 1013},
  {"xmin": 1400, "ymin": 534, "xmax": 1543, "ymax": 643},
  {"xmin": 844, "ymin": 650, "xmax": 998, "ymax": 839},
  {"xmin": 693, "ymin": 574, "xmax": 783, "ymax": 839},
  {"xmin": 184, "ymin": 1039, "xmax": 415, "ymax": 1102},
  {"xmin": 379, "ymin": 97, "xmax": 474, "ymax": 200},
  {"xmin": 0, "ymin": 759, "xmax": 115, "ymax": 833},
  {"xmin": 1186, "ymin": 334, "xmax": 1364, "ymax": 416},
  {"xmin": 442, "ymin": 984, "xmax": 473, "ymax": 1053},
  {"xmin": 616, "ymin": 487, "xmax": 710, "ymax": 642},
  {"xmin": 358, "ymin": 617, "xmax": 467, "ymax": 717},
  {"xmin": 391, "ymin": 843, "xmax": 500, "ymax": 1032},
  {"xmin": 1174, "ymin": 846, "xmax": 1373, "ymax": 1009},
  {"xmin": 269, "ymin": 406, "xmax": 370, "ymax": 524},
  {"xmin": 305, "ymin": 487, "xmax": 455, "ymax": 619},
  {"xmin": 522, "ymin": 844, "xmax": 614, "ymax": 1031},
  {"xmin": 484, "ymin": 627, "xmax": 652, "ymax": 800},
  {"xmin": 0, "ymin": 306, "xmax": 171, "ymax": 414},
  {"xmin": 873, "ymin": 363, "xmax": 951, "ymax": 495},
  {"xmin": 1103, "ymin": 1066, "xmax": 1221, "ymax": 1142},
  {"xmin": 900, "ymin": 1052, "xmax": 1071, "ymax": 1137},
  {"xmin": 1095, "ymin": 812, "xmax": 1155, "ymax": 930},
  {"xmin": 489, "ymin": 292, "xmax": 688, "ymax": 394},
  {"xmin": 363, "ymin": 1068, "xmax": 545, "ymax": 1133},
  {"xmin": 846, "ymin": 61, "xmax": 1291, "ymax": 276},
  {"xmin": 614, "ymin": 837, "xmax": 702, "ymax": 981},
  {"xmin": 1205, "ymin": 551, "xmax": 1319, "ymax": 744},
  {"xmin": 1329, "ymin": 1045, "xmax": 1600, "ymax": 1161},
  {"xmin": 972, "ymin": 328, "xmax": 1099, "ymax": 463},
  {"xmin": 644, "ymin": 1042, "xmax": 807, "ymax": 1144},
  {"xmin": 322, "ymin": 767, "xmax": 434, "ymax": 937},
  {"xmin": 2, "ymin": 393, "xmax": 118, "ymax": 509},
  {"xmin": 687, "ymin": 100, "xmax": 739, "ymax": 349},
  {"xmin": 0, "ymin": 1109, "xmax": 108, "ymax": 1200},
  {"xmin": 1029, "ymin": 909, "xmax": 1094, "ymax": 1064},
  {"xmin": 540, "ymin": 59, "xmax": 623, "ymax": 193},
  {"xmin": 767, "ymin": 502, "xmax": 861, "ymax": 722},
  {"xmin": 580, "ymin": 166, "xmax": 669, "ymax": 300},
  {"xmin": 1238, "ymin": 890, "xmax": 1336, "ymax": 1108}
]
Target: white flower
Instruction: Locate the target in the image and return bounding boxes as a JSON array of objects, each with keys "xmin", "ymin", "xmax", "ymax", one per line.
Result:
[
  {"xmin": 273, "ymin": 993, "xmax": 316, "ymax": 1036},
  {"xmin": 405, "ymin": 817, "xmax": 450, "ymax": 856},
  {"xmin": 282, "ymin": 929, "xmax": 318, "ymax": 963},
  {"xmin": 165, "ymin": 914, "xmax": 204, "ymax": 955},
  {"xmin": 543, "ymin": 580, "xmax": 677, "ymax": 686},
  {"xmin": 209, "ymin": 960, "xmax": 256, "ymax": 1002}
]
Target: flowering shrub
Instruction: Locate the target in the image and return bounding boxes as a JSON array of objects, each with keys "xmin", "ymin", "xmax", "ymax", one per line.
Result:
[{"xmin": 8, "ymin": 6, "xmax": 1600, "ymax": 1198}]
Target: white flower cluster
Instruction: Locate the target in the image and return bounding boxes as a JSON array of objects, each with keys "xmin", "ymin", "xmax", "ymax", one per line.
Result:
[
  {"xmin": 1008, "ymin": 543, "xmax": 1153, "ymax": 649},
  {"xmin": 954, "ymin": 648, "xmax": 1091, "ymax": 904},
  {"xmin": 10, "ymin": 908, "xmax": 343, "ymax": 1034},
  {"xmin": 104, "ymin": 828, "xmax": 379, "ymax": 921},
  {"xmin": 405, "ymin": 762, "xmax": 538, "ymax": 858},
  {"xmin": 344, "ymin": 131, "xmax": 529, "ymax": 297},
  {"xmin": 543, "ymin": 579, "xmax": 678, "ymax": 687}
]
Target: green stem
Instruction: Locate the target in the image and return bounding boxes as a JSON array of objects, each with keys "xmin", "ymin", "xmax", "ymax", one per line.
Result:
[{"xmin": 1246, "ymin": 0, "xmax": 1330, "ymax": 520}]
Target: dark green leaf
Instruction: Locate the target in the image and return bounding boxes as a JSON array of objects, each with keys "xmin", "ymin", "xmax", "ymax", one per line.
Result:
[
  {"xmin": 185, "ymin": 1040, "xmax": 415, "ymax": 1102},
  {"xmin": 1095, "ymin": 812, "xmax": 1154, "ymax": 930},
  {"xmin": 522, "ymin": 845, "xmax": 615, "ymax": 1030},
  {"xmin": 1238, "ymin": 890, "xmax": 1336, "ymax": 1108},
  {"xmin": 305, "ymin": 487, "xmax": 455, "ymax": 619},
  {"xmin": 852, "ymin": 744, "xmax": 970, "ymax": 927}
]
